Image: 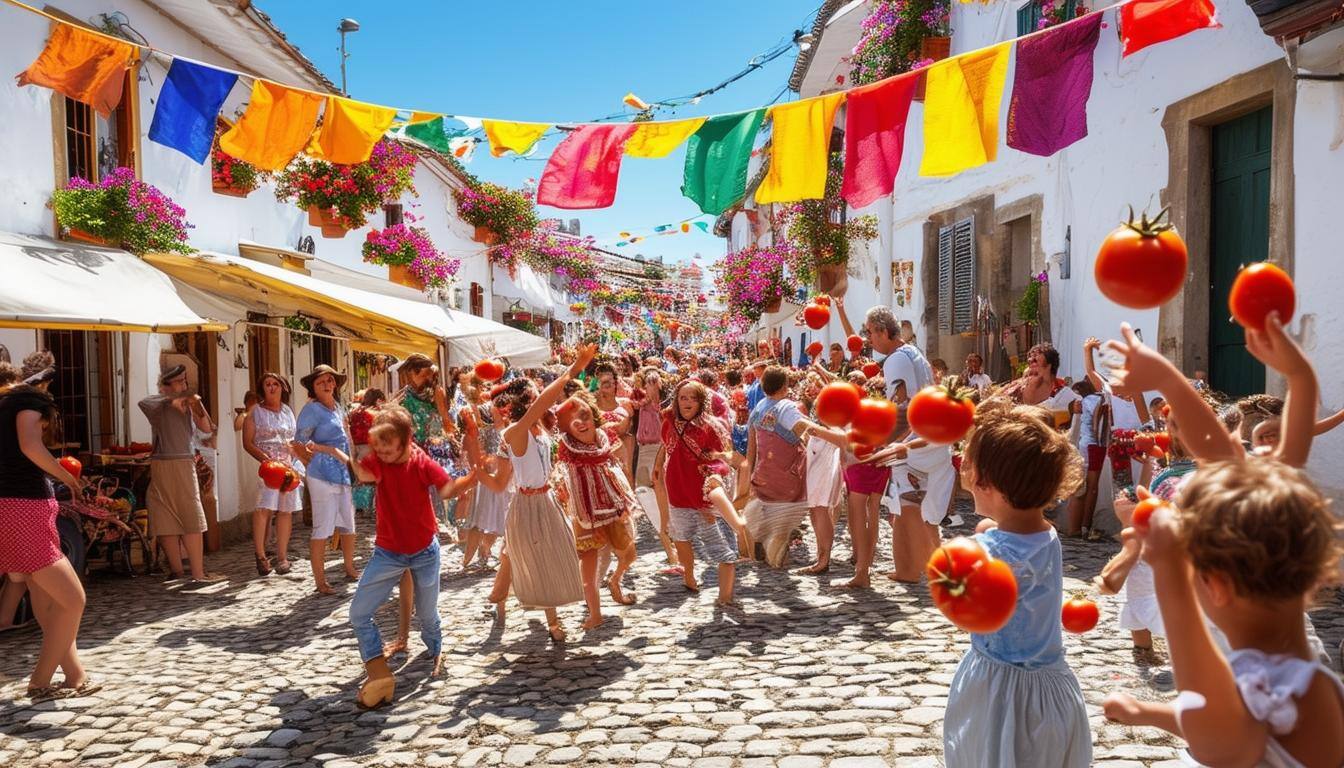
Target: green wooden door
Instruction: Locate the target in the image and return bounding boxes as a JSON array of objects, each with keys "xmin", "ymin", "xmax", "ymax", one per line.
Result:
[{"xmin": 1209, "ymin": 107, "xmax": 1272, "ymax": 398}]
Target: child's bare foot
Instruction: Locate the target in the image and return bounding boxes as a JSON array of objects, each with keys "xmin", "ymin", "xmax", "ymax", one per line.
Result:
[
  {"xmin": 344, "ymin": 569, "xmax": 360, "ymax": 581},
  {"xmin": 885, "ymin": 572, "xmax": 920, "ymax": 583},
  {"xmin": 382, "ymin": 638, "xmax": 408, "ymax": 657},
  {"xmin": 607, "ymin": 574, "xmax": 636, "ymax": 606},
  {"xmin": 682, "ymin": 578, "xmax": 700, "ymax": 593},
  {"xmin": 842, "ymin": 577, "xmax": 871, "ymax": 589},
  {"xmin": 798, "ymin": 562, "xmax": 829, "ymax": 575},
  {"xmin": 581, "ymin": 614, "xmax": 604, "ymax": 631},
  {"xmin": 315, "ymin": 582, "xmax": 336, "ymax": 595},
  {"xmin": 547, "ymin": 622, "xmax": 567, "ymax": 643},
  {"xmin": 716, "ymin": 597, "xmax": 741, "ymax": 608}
]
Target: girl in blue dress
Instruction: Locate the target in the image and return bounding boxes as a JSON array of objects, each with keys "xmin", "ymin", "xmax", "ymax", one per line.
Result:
[{"xmin": 943, "ymin": 402, "xmax": 1091, "ymax": 768}]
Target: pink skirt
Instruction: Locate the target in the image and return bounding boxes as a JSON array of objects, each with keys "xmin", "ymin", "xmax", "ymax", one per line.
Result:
[
  {"xmin": 844, "ymin": 462, "xmax": 892, "ymax": 496},
  {"xmin": 0, "ymin": 497, "xmax": 63, "ymax": 574}
]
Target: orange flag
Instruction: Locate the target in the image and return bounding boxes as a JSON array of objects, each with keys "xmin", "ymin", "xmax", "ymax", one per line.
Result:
[
  {"xmin": 220, "ymin": 80, "xmax": 324, "ymax": 171},
  {"xmin": 16, "ymin": 23, "xmax": 135, "ymax": 117},
  {"xmin": 311, "ymin": 96, "xmax": 397, "ymax": 164}
]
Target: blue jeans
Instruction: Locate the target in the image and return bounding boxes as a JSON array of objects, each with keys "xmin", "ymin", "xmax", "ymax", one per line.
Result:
[{"xmin": 349, "ymin": 538, "xmax": 441, "ymax": 662}]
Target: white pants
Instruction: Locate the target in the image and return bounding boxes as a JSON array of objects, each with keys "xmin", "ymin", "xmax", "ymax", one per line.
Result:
[
  {"xmin": 886, "ymin": 444, "xmax": 956, "ymax": 525},
  {"xmin": 308, "ymin": 476, "xmax": 355, "ymax": 540}
]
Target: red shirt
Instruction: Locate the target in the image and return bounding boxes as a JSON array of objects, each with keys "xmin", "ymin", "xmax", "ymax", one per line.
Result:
[
  {"xmin": 661, "ymin": 413, "xmax": 724, "ymax": 511},
  {"xmin": 360, "ymin": 445, "xmax": 450, "ymax": 554}
]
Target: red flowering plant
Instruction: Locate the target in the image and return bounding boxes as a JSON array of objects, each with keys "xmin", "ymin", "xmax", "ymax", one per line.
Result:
[
  {"xmin": 362, "ymin": 224, "xmax": 460, "ymax": 290},
  {"xmin": 51, "ymin": 167, "xmax": 193, "ymax": 254},
  {"xmin": 712, "ymin": 244, "xmax": 800, "ymax": 324},
  {"xmin": 211, "ymin": 137, "xmax": 265, "ymax": 194},
  {"xmin": 274, "ymin": 139, "xmax": 418, "ymax": 229},
  {"xmin": 453, "ymin": 181, "xmax": 538, "ymax": 242}
]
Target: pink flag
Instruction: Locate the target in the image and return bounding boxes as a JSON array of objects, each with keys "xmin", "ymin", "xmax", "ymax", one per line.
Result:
[
  {"xmin": 841, "ymin": 72, "xmax": 919, "ymax": 209},
  {"xmin": 538, "ymin": 124, "xmax": 637, "ymax": 209}
]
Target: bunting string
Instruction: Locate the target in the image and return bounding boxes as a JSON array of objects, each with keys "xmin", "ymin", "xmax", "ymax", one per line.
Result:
[{"xmin": 6, "ymin": 0, "xmax": 1220, "ymax": 211}]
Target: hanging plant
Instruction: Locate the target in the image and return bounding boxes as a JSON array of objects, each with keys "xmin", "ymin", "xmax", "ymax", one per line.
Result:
[
  {"xmin": 849, "ymin": 0, "xmax": 951, "ymax": 87},
  {"xmin": 362, "ymin": 224, "xmax": 461, "ymax": 290},
  {"xmin": 1037, "ymin": 0, "xmax": 1091, "ymax": 31},
  {"xmin": 211, "ymin": 134, "xmax": 265, "ymax": 196},
  {"xmin": 274, "ymin": 139, "xmax": 418, "ymax": 229},
  {"xmin": 1014, "ymin": 271, "xmax": 1049, "ymax": 325},
  {"xmin": 453, "ymin": 181, "xmax": 538, "ymax": 243},
  {"xmin": 51, "ymin": 167, "xmax": 193, "ymax": 254},
  {"xmin": 284, "ymin": 315, "xmax": 312, "ymax": 347},
  {"xmin": 712, "ymin": 244, "xmax": 799, "ymax": 324},
  {"xmin": 777, "ymin": 153, "xmax": 879, "ymax": 286},
  {"xmin": 491, "ymin": 221, "xmax": 597, "ymax": 283}
]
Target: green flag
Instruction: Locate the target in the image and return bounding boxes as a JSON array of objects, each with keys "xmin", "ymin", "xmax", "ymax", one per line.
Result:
[
  {"xmin": 403, "ymin": 116, "xmax": 459, "ymax": 154},
  {"xmin": 681, "ymin": 109, "xmax": 765, "ymax": 216}
]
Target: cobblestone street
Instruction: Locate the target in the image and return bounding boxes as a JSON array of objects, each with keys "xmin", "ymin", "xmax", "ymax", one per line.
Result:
[{"xmin": 3, "ymin": 504, "xmax": 1341, "ymax": 768}]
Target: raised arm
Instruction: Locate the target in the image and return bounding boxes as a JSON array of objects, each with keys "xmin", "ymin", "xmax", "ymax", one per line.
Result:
[
  {"xmin": 1082, "ymin": 337, "xmax": 1106, "ymax": 392},
  {"xmin": 503, "ymin": 344, "xmax": 597, "ymax": 456},
  {"xmin": 834, "ymin": 295, "xmax": 857, "ymax": 339},
  {"xmin": 1244, "ymin": 313, "xmax": 1319, "ymax": 468},
  {"xmin": 1315, "ymin": 406, "xmax": 1344, "ymax": 436}
]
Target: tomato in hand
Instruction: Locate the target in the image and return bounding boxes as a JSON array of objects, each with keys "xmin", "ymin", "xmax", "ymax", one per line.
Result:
[
  {"xmin": 1094, "ymin": 207, "xmax": 1188, "ymax": 309},
  {"xmin": 1152, "ymin": 432, "xmax": 1172, "ymax": 454},
  {"xmin": 803, "ymin": 302, "xmax": 831, "ymax": 330},
  {"xmin": 259, "ymin": 460, "xmax": 297, "ymax": 491},
  {"xmin": 58, "ymin": 455, "xmax": 82, "ymax": 480},
  {"xmin": 815, "ymin": 382, "xmax": 863, "ymax": 428},
  {"xmin": 474, "ymin": 359, "xmax": 506, "ymax": 382},
  {"xmin": 1133, "ymin": 432, "xmax": 1155, "ymax": 455},
  {"xmin": 908, "ymin": 386, "xmax": 976, "ymax": 445},
  {"xmin": 862, "ymin": 362, "xmax": 880, "ymax": 378},
  {"xmin": 1129, "ymin": 497, "xmax": 1171, "ymax": 532},
  {"xmin": 847, "ymin": 334, "xmax": 864, "ymax": 355},
  {"xmin": 806, "ymin": 341, "xmax": 823, "ymax": 358},
  {"xmin": 1061, "ymin": 595, "xmax": 1100, "ymax": 634},
  {"xmin": 851, "ymin": 397, "xmax": 899, "ymax": 444},
  {"xmin": 1228, "ymin": 262, "xmax": 1295, "ymax": 332},
  {"xmin": 926, "ymin": 537, "xmax": 1019, "ymax": 633}
]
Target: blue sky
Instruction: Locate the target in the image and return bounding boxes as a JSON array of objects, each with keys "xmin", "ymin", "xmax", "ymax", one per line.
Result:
[{"xmin": 260, "ymin": 0, "xmax": 823, "ymax": 269}]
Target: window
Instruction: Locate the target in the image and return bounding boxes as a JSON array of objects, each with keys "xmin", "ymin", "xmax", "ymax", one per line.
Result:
[
  {"xmin": 470, "ymin": 282, "xmax": 484, "ymax": 317},
  {"xmin": 311, "ymin": 333, "xmax": 336, "ymax": 369},
  {"xmin": 937, "ymin": 217, "xmax": 976, "ymax": 335},
  {"xmin": 383, "ymin": 203, "xmax": 403, "ymax": 227},
  {"xmin": 40, "ymin": 330, "xmax": 114, "ymax": 451},
  {"xmin": 1017, "ymin": 0, "xmax": 1076, "ymax": 36},
  {"xmin": 61, "ymin": 69, "xmax": 136, "ymax": 183}
]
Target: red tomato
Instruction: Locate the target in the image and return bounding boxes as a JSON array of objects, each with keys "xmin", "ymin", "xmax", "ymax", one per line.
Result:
[
  {"xmin": 58, "ymin": 455, "xmax": 82, "ymax": 480},
  {"xmin": 806, "ymin": 341, "xmax": 823, "ymax": 358},
  {"xmin": 1229, "ymin": 262, "xmax": 1295, "ymax": 332},
  {"xmin": 815, "ymin": 382, "xmax": 863, "ymax": 428},
  {"xmin": 474, "ymin": 359, "xmax": 506, "ymax": 382},
  {"xmin": 1133, "ymin": 432, "xmax": 1155, "ymax": 455},
  {"xmin": 908, "ymin": 386, "xmax": 976, "ymax": 445},
  {"xmin": 1130, "ymin": 497, "xmax": 1170, "ymax": 532},
  {"xmin": 1152, "ymin": 432, "xmax": 1172, "ymax": 454},
  {"xmin": 802, "ymin": 302, "xmax": 831, "ymax": 330},
  {"xmin": 847, "ymin": 334, "xmax": 864, "ymax": 355},
  {"xmin": 852, "ymin": 440, "xmax": 875, "ymax": 460},
  {"xmin": 926, "ymin": 537, "xmax": 1019, "ymax": 633},
  {"xmin": 1094, "ymin": 209, "xmax": 1188, "ymax": 309},
  {"xmin": 259, "ymin": 460, "xmax": 291, "ymax": 491},
  {"xmin": 1061, "ymin": 595, "xmax": 1100, "ymax": 634},
  {"xmin": 851, "ymin": 398, "xmax": 898, "ymax": 444},
  {"xmin": 862, "ymin": 362, "xmax": 880, "ymax": 378},
  {"xmin": 813, "ymin": 295, "xmax": 831, "ymax": 307}
]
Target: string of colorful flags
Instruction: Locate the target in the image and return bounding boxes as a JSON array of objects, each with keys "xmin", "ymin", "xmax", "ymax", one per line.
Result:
[
  {"xmin": 8, "ymin": 0, "xmax": 1220, "ymax": 215},
  {"xmin": 601, "ymin": 217, "xmax": 713, "ymax": 248}
]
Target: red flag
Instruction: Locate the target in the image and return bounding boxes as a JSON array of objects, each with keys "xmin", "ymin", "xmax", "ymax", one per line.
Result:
[
  {"xmin": 1120, "ymin": 0, "xmax": 1220, "ymax": 57},
  {"xmin": 538, "ymin": 124, "xmax": 637, "ymax": 209},
  {"xmin": 841, "ymin": 72, "xmax": 919, "ymax": 209}
]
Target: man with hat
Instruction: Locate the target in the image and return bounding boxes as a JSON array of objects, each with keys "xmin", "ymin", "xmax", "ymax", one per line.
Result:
[{"xmin": 139, "ymin": 365, "xmax": 223, "ymax": 583}]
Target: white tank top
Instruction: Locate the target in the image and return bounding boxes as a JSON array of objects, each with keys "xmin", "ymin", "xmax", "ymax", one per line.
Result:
[{"xmin": 507, "ymin": 430, "xmax": 552, "ymax": 490}]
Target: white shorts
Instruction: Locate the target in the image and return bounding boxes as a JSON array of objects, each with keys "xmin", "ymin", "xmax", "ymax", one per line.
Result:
[
  {"xmin": 886, "ymin": 444, "xmax": 956, "ymax": 526},
  {"xmin": 308, "ymin": 476, "xmax": 355, "ymax": 540}
]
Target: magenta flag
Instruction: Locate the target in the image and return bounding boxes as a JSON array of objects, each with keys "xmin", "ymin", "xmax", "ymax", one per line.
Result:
[
  {"xmin": 1006, "ymin": 14, "xmax": 1102, "ymax": 158},
  {"xmin": 841, "ymin": 71, "xmax": 919, "ymax": 209},
  {"xmin": 538, "ymin": 124, "xmax": 638, "ymax": 209}
]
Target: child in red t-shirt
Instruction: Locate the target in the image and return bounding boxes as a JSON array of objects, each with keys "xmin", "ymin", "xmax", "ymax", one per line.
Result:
[{"xmin": 347, "ymin": 406, "xmax": 473, "ymax": 710}]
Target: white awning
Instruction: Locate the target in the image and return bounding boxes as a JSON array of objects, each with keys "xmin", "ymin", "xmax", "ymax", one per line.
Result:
[{"xmin": 0, "ymin": 232, "xmax": 225, "ymax": 333}]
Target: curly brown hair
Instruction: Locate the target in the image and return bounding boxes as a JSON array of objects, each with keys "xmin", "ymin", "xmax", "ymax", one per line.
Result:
[
  {"xmin": 963, "ymin": 402, "xmax": 1083, "ymax": 510},
  {"xmin": 1176, "ymin": 460, "xmax": 1340, "ymax": 600}
]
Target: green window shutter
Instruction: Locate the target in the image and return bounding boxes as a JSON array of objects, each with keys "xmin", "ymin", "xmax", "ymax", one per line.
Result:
[
  {"xmin": 952, "ymin": 217, "xmax": 976, "ymax": 334},
  {"xmin": 937, "ymin": 225, "xmax": 954, "ymax": 335}
]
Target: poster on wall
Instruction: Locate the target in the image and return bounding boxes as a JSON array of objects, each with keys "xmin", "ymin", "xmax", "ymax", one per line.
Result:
[{"xmin": 891, "ymin": 261, "xmax": 915, "ymax": 308}]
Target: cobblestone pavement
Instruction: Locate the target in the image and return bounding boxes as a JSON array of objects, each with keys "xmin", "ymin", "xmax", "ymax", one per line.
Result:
[{"xmin": 2, "ymin": 500, "xmax": 1341, "ymax": 768}]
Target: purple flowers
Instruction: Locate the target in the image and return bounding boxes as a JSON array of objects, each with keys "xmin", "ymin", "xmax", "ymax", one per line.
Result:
[
  {"xmin": 492, "ymin": 221, "xmax": 598, "ymax": 284},
  {"xmin": 713, "ymin": 244, "xmax": 800, "ymax": 323},
  {"xmin": 849, "ymin": 0, "xmax": 951, "ymax": 86},
  {"xmin": 362, "ymin": 224, "xmax": 459, "ymax": 290},
  {"xmin": 53, "ymin": 167, "xmax": 193, "ymax": 254}
]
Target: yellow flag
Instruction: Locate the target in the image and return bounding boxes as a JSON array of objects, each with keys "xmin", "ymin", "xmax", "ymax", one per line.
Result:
[
  {"xmin": 310, "ymin": 96, "xmax": 397, "ymax": 164},
  {"xmin": 755, "ymin": 93, "xmax": 845, "ymax": 204},
  {"xmin": 482, "ymin": 120, "xmax": 551, "ymax": 157},
  {"xmin": 919, "ymin": 43, "xmax": 1011, "ymax": 177},
  {"xmin": 625, "ymin": 117, "xmax": 707, "ymax": 159},
  {"xmin": 220, "ymin": 80, "xmax": 324, "ymax": 171}
]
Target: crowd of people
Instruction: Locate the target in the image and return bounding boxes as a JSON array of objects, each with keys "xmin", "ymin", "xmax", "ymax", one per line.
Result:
[{"xmin": 2, "ymin": 289, "xmax": 1343, "ymax": 765}]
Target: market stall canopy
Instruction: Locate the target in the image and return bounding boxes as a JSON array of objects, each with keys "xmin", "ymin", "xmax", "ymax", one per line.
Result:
[
  {"xmin": 492, "ymin": 263, "xmax": 563, "ymax": 314},
  {"xmin": 0, "ymin": 232, "xmax": 226, "ymax": 332},
  {"xmin": 307, "ymin": 259, "xmax": 552, "ymax": 367},
  {"xmin": 143, "ymin": 251, "xmax": 440, "ymax": 357}
]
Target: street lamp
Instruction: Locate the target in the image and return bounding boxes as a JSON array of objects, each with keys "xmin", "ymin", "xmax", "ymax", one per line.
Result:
[{"xmin": 337, "ymin": 18, "xmax": 359, "ymax": 96}]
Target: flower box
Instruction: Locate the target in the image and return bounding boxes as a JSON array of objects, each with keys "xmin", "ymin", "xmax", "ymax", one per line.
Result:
[
  {"xmin": 307, "ymin": 205, "xmax": 348, "ymax": 238},
  {"xmin": 52, "ymin": 168, "xmax": 193, "ymax": 255},
  {"xmin": 388, "ymin": 264, "xmax": 424, "ymax": 291},
  {"xmin": 817, "ymin": 262, "xmax": 848, "ymax": 296},
  {"xmin": 474, "ymin": 225, "xmax": 499, "ymax": 245},
  {"xmin": 763, "ymin": 296, "xmax": 782, "ymax": 314},
  {"xmin": 212, "ymin": 182, "xmax": 250, "ymax": 198},
  {"xmin": 64, "ymin": 227, "xmax": 111, "ymax": 247},
  {"xmin": 913, "ymin": 36, "xmax": 951, "ymax": 102}
]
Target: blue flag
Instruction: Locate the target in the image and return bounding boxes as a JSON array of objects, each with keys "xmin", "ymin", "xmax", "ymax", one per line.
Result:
[{"xmin": 148, "ymin": 58, "xmax": 238, "ymax": 163}]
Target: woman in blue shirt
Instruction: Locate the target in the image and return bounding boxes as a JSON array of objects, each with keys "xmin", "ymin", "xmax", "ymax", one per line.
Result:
[{"xmin": 294, "ymin": 365, "xmax": 357, "ymax": 595}]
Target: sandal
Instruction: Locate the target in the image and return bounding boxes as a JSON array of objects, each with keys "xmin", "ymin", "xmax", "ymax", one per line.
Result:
[
  {"xmin": 59, "ymin": 678, "xmax": 103, "ymax": 697},
  {"xmin": 274, "ymin": 559, "xmax": 292, "ymax": 575},
  {"xmin": 26, "ymin": 686, "xmax": 72, "ymax": 702},
  {"xmin": 255, "ymin": 556, "xmax": 272, "ymax": 576},
  {"xmin": 606, "ymin": 574, "xmax": 636, "ymax": 606},
  {"xmin": 547, "ymin": 623, "xmax": 567, "ymax": 643}
]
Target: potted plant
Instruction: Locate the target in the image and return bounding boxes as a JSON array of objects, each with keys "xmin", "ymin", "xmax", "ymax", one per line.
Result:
[
  {"xmin": 850, "ymin": 0, "xmax": 951, "ymax": 96},
  {"xmin": 570, "ymin": 301, "xmax": 588, "ymax": 316},
  {"xmin": 1014, "ymin": 270, "xmax": 1049, "ymax": 326},
  {"xmin": 490, "ymin": 221, "xmax": 597, "ymax": 283},
  {"xmin": 362, "ymin": 224, "xmax": 460, "ymax": 291},
  {"xmin": 274, "ymin": 139, "xmax": 417, "ymax": 238},
  {"xmin": 713, "ymin": 244, "xmax": 798, "ymax": 324},
  {"xmin": 453, "ymin": 181, "xmax": 538, "ymax": 246},
  {"xmin": 211, "ymin": 142, "xmax": 265, "ymax": 197},
  {"xmin": 51, "ymin": 167, "xmax": 194, "ymax": 254},
  {"xmin": 284, "ymin": 315, "xmax": 312, "ymax": 347},
  {"xmin": 779, "ymin": 154, "xmax": 879, "ymax": 296}
]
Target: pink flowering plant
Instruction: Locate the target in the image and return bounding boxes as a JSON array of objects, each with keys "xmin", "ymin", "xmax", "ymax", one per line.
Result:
[
  {"xmin": 453, "ymin": 182, "xmax": 538, "ymax": 242},
  {"xmin": 51, "ymin": 167, "xmax": 193, "ymax": 254},
  {"xmin": 274, "ymin": 139, "xmax": 418, "ymax": 229},
  {"xmin": 713, "ymin": 244, "xmax": 799, "ymax": 323},
  {"xmin": 492, "ymin": 221, "xmax": 598, "ymax": 282},
  {"xmin": 362, "ymin": 224, "xmax": 460, "ymax": 290},
  {"xmin": 1037, "ymin": 0, "xmax": 1090, "ymax": 30},
  {"xmin": 849, "ymin": 0, "xmax": 951, "ymax": 86},
  {"xmin": 778, "ymin": 153, "xmax": 879, "ymax": 285}
]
